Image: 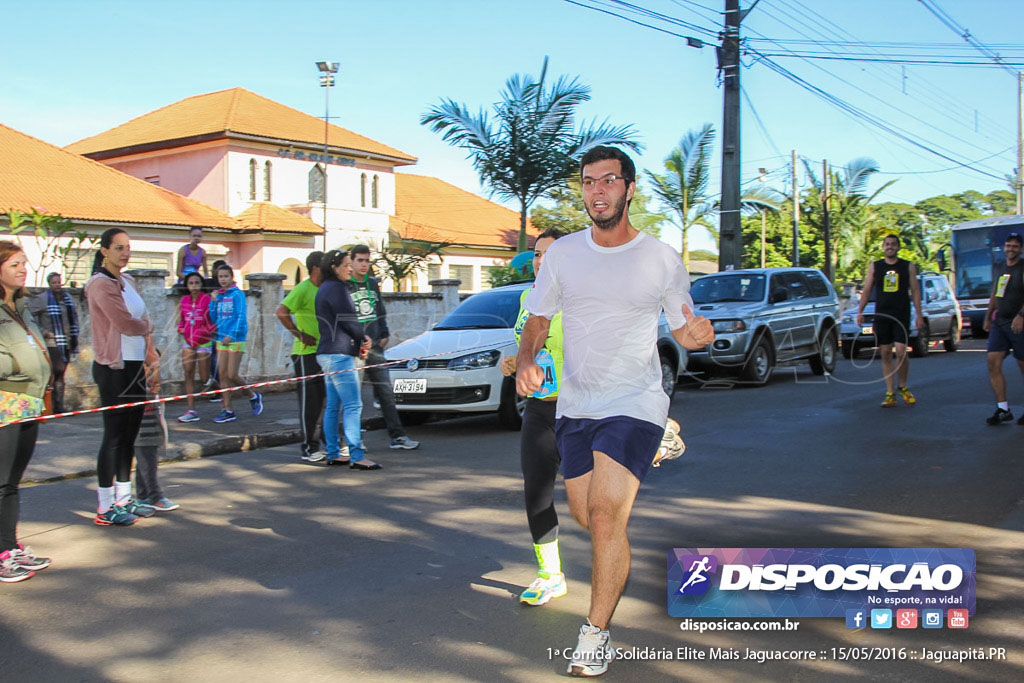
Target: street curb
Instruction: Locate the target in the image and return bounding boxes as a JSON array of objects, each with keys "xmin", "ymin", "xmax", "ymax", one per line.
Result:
[{"xmin": 23, "ymin": 416, "xmax": 388, "ymax": 486}]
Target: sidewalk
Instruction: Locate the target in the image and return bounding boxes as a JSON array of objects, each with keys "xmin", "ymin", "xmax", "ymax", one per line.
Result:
[{"xmin": 24, "ymin": 388, "xmax": 387, "ymax": 484}]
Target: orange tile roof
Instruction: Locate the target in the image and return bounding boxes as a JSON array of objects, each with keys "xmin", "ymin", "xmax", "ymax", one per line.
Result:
[
  {"xmin": 65, "ymin": 88, "xmax": 417, "ymax": 164},
  {"xmin": 235, "ymin": 202, "xmax": 323, "ymax": 235},
  {"xmin": 391, "ymin": 173, "xmax": 534, "ymax": 250},
  {"xmin": 0, "ymin": 123, "xmax": 238, "ymax": 230}
]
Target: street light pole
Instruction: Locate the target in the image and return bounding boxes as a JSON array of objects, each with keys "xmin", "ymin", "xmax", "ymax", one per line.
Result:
[{"xmin": 317, "ymin": 61, "xmax": 339, "ymax": 251}]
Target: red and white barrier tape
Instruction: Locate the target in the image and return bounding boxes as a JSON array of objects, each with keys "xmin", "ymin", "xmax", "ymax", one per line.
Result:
[{"xmin": 3, "ymin": 343, "xmax": 499, "ymax": 427}]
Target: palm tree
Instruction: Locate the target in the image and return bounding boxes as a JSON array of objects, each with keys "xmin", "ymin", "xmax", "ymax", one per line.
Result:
[
  {"xmin": 646, "ymin": 124, "xmax": 778, "ymax": 265},
  {"xmin": 801, "ymin": 157, "xmax": 896, "ymax": 281},
  {"xmin": 421, "ymin": 57, "xmax": 640, "ymax": 252}
]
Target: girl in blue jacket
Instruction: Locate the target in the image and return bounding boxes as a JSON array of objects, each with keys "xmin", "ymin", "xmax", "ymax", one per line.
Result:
[{"xmin": 209, "ymin": 264, "xmax": 262, "ymax": 423}]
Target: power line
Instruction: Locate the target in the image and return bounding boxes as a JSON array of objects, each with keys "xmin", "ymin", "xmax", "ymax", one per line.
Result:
[
  {"xmin": 917, "ymin": 0, "xmax": 1019, "ymax": 77},
  {"xmin": 747, "ymin": 0, "xmax": 1014, "ymax": 161},
  {"xmin": 777, "ymin": 0, "xmax": 1012, "ymax": 140},
  {"xmin": 752, "ymin": 54, "xmax": 1024, "ymax": 67},
  {"xmin": 747, "ymin": 48, "xmax": 1008, "ymax": 182}
]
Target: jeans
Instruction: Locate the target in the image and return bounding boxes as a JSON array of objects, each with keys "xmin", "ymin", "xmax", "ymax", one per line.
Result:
[{"xmin": 316, "ymin": 354, "xmax": 364, "ymax": 462}]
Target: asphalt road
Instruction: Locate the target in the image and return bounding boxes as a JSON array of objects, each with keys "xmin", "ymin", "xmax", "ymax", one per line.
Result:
[{"xmin": 2, "ymin": 338, "xmax": 1023, "ymax": 681}]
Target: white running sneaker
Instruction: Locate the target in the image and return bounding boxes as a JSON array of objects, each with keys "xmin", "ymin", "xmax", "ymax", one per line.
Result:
[
  {"xmin": 303, "ymin": 451, "xmax": 327, "ymax": 463},
  {"xmin": 567, "ymin": 622, "xmax": 613, "ymax": 677},
  {"xmin": 652, "ymin": 418, "xmax": 685, "ymax": 467}
]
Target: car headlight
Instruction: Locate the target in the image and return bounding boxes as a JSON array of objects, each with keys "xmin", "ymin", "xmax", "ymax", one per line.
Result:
[
  {"xmin": 711, "ymin": 319, "xmax": 746, "ymax": 333},
  {"xmin": 448, "ymin": 349, "xmax": 501, "ymax": 370},
  {"xmin": 842, "ymin": 314, "xmax": 854, "ymax": 323}
]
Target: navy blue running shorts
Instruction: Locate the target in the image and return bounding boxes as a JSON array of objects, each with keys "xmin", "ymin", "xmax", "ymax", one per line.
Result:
[
  {"xmin": 987, "ymin": 319, "xmax": 1024, "ymax": 361},
  {"xmin": 555, "ymin": 415, "xmax": 664, "ymax": 483}
]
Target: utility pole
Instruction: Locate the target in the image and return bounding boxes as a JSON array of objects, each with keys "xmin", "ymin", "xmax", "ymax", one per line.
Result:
[
  {"xmin": 1017, "ymin": 72, "xmax": 1023, "ymax": 214},
  {"xmin": 823, "ymin": 159, "xmax": 832, "ymax": 281},
  {"xmin": 791, "ymin": 149, "xmax": 800, "ymax": 267},
  {"xmin": 718, "ymin": 0, "xmax": 742, "ymax": 270}
]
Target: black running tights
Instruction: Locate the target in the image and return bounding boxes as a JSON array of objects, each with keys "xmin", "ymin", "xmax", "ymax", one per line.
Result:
[
  {"xmin": 520, "ymin": 398, "xmax": 561, "ymax": 545},
  {"xmin": 93, "ymin": 361, "xmax": 147, "ymax": 487}
]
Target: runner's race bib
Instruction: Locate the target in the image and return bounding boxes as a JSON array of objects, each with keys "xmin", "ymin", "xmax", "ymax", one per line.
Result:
[
  {"xmin": 996, "ymin": 273, "xmax": 1010, "ymax": 298},
  {"xmin": 533, "ymin": 349, "xmax": 558, "ymax": 398},
  {"xmin": 883, "ymin": 270, "xmax": 899, "ymax": 293}
]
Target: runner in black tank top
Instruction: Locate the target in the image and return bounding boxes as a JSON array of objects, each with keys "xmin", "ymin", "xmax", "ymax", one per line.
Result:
[{"xmin": 856, "ymin": 234, "xmax": 923, "ymax": 407}]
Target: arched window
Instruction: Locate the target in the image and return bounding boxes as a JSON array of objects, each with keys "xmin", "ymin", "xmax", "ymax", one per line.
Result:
[
  {"xmin": 248, "ymin": 159, "xmax": 257, "ymax": 200},
  {"xmin": 360, "ymin": 173, "xmax": 367, "ymax": 207},
  {"xmin": 308, "ymin": 164, "xmax": 326, "ymax": 203},
  {"xmin": 371, "ymin": 174, "xmax": 379, "ymax": 208},
  {"xmin": 263, "ymin": 161, "xmax": 272, "ymax": 201}
]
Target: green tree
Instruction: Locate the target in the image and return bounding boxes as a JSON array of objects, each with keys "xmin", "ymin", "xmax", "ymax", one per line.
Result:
[
  {"xmin": 4, "ymin": 208, "xmax": 98, "ymax": 285},
  {"xmin": 800, "ymin": 157, "xmax": 895, "ymax": 282},
  {"xmin": 370, "ymin": 238, "xmax": 449, "ymax": 291},
  {"xmin": 531, "ymin": 178, "xmax": 669, "ymax": 238},
  {"xmin": 646, "ymin": 124, "xmax": 778, "ymax": 266},
  {"xmin": 421, "ymin": 57, "xmax": 640, "ymax": 252}
]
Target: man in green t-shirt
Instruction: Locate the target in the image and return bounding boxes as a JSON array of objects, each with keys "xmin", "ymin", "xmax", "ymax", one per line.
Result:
[{"xmin": 276, "ymin": 251, "xmax": 330, "ymax": 461}]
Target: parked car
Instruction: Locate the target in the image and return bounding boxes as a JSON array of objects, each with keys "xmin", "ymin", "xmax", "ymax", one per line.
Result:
[
  {"xmin": 838, "ymin": 271, "xmax": 961, "ymax": 358},
  {"xmin": 385, "ymin": 282, "xmax": 689, "ymax": 430},
  {"xmin": 684, "ymin": 268, "xmax": 841, "ymax": 385}
]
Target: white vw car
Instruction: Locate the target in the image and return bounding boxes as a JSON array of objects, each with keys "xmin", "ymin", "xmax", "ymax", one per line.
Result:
[{"xmin": 385, "ymin": 283, "xmax": 528, "ymax": 429}]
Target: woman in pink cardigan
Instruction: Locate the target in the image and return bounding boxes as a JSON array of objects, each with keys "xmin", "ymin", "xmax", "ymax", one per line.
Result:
[
  {"xmin": 84, "ymin": 228, "xmax": 160, "ymax": 527},
  {"xmin": 176, "ymin": 272, "xmax": 213, "ymax": 423}
]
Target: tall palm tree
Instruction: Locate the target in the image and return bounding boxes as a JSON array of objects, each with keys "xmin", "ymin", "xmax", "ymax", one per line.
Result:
[
  {"xmin": 801, "ymin": 157, "xmax": 896, "ymax": 281},
  {"xmin": 421, "ymin": 57, "xmax": 640, "ymax": 252},
  {"xmin": 646, "ymin": 124, "xmax": 778, "ymax": 265}
]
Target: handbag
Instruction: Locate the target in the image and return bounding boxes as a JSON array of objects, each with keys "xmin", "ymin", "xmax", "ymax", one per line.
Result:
[
  {"xmin": 0, "ymin": 389, "xmax": 45, "ymax": 426},
  {"xmin": 1, "ymin": 302, "xmax": 54, "ymax": 417}
]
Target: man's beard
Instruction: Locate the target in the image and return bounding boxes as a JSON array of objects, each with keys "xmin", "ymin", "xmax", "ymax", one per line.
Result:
[{"xmin": 586, "ymin": 194, "xmax": 628, "ymax": 230}]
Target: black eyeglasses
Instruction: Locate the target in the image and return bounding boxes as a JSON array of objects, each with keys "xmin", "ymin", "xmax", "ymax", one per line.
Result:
[{"xmin": 581, "ymin": 174, "xmax": 631, "ymax": 189}]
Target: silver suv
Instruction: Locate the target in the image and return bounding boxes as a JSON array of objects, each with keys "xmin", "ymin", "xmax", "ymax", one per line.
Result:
[{"xmin": 685, "ymin": 268, "xmax": 840, "ymax": 384}]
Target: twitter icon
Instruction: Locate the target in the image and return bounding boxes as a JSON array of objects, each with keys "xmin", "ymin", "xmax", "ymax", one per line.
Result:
[{"xmin": 870, "ymin": 609, "xmax": 892, "ymax": 629}]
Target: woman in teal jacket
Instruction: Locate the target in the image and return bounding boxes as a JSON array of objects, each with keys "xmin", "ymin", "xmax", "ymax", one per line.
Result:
[{"xmin": 209, "ymin": 264, "xmax": 262, "ymax": 423}]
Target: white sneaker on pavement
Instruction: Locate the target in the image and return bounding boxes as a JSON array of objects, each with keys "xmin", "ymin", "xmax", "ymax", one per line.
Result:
[{"xmin": 567, "ymin": 621, "xmax": 613, "ymax": 677}]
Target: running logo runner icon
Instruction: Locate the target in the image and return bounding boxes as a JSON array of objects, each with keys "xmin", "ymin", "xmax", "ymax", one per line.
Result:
[{"xmin": 677, "ymin": 555, "xmax": 718, "ymax": 595}]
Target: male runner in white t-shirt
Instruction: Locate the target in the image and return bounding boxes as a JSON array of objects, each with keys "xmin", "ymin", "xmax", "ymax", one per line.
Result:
[{"xmin": 517, "ymin": 146, "xmax": 715, "ymax": 677}]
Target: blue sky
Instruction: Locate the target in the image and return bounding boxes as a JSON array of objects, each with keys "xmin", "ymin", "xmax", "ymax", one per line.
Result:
[{"xmin": 3, "ymin": 0, "xmax": 1023, "ymax": 252}]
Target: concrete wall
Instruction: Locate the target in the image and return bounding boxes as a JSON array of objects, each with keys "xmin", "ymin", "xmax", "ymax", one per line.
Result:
[{"xmin": 40, "ymin": 273, "xmax": 462, "ymax": 410}]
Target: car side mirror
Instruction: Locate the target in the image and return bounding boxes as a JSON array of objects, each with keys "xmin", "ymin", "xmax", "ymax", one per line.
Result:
[
  {"xmin": 770, "ymin": 288, "xmax": 788, "ymax": 303},
  {"xmin": 936, "ymin": 248, "xmax": 947, "ymax": 272}
]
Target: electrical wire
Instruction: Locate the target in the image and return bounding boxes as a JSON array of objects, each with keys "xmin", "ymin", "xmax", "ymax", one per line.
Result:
[{"xmin": 917, "ymin": 0, "xmax": 1019, "ymax": 77}]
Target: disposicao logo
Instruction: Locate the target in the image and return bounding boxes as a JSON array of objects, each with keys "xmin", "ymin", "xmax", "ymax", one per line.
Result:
[{"xmin": 667, "ymin": 548, "xmax": 976, "ymax": 619}]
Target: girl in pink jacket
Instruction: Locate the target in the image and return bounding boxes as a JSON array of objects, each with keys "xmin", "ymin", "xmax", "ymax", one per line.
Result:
[{"xmin": 176, "ymin": 272, "xmax": 213, "ymax": 422}]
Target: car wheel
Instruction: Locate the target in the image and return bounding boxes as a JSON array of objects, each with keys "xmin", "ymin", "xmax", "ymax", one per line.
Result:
[
  {"xmin": 840, "ymin": 340, "xmax": 854, "ymax": 360},
  {"xmin": 809, "ymin": 327, "xmax": 838, "ymax": 375},
  {"xmin": 910, "ymin": 323, "xmax": 929, "ymax": 358},
  {"xmin": 944, "ymin": 325, "xmax": 959, "ymax": 352},
  {"xmin": 740, "ymin": 335, "xmax": 773, "ymax": 384},
  {"xmin": 660, "ymin": 353, "xmax": 678, "ymax": 398},
  {"xmin": 498, "ymin": 376, "xmax": 525, "ymax": 430}
]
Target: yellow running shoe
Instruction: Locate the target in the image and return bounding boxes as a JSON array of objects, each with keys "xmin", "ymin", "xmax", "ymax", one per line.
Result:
[
  {"xmin": 520, "ymin": 572, "xmax": 567, "ymax": 606},
  {"xmin": 898, "ymin": 387, "xmax": 916, "ymax": 405},
  {"xmin": 881, "ymin": 392, "xmax": 897, "ymax": 408}
]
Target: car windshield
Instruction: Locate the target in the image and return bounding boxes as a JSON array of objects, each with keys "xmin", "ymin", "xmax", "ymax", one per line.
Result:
[
  {"xmin": 433, "ymin": 287, "xmax": 524, "ymax": 330},
  {"xmin": 691, "ymin": 274, "xmax": 766, "ymax": 304}
]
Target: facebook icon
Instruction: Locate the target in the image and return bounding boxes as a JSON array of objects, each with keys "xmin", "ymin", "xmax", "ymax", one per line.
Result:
[{"xmin": 845, "ymin": 609, "xmax": 866, "ymax": 629}]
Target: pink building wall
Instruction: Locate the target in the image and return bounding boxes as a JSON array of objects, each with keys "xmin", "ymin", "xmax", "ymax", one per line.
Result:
[{"xmin": 107, "ymin": 145, "xmax": 228, "ymax": 211}]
